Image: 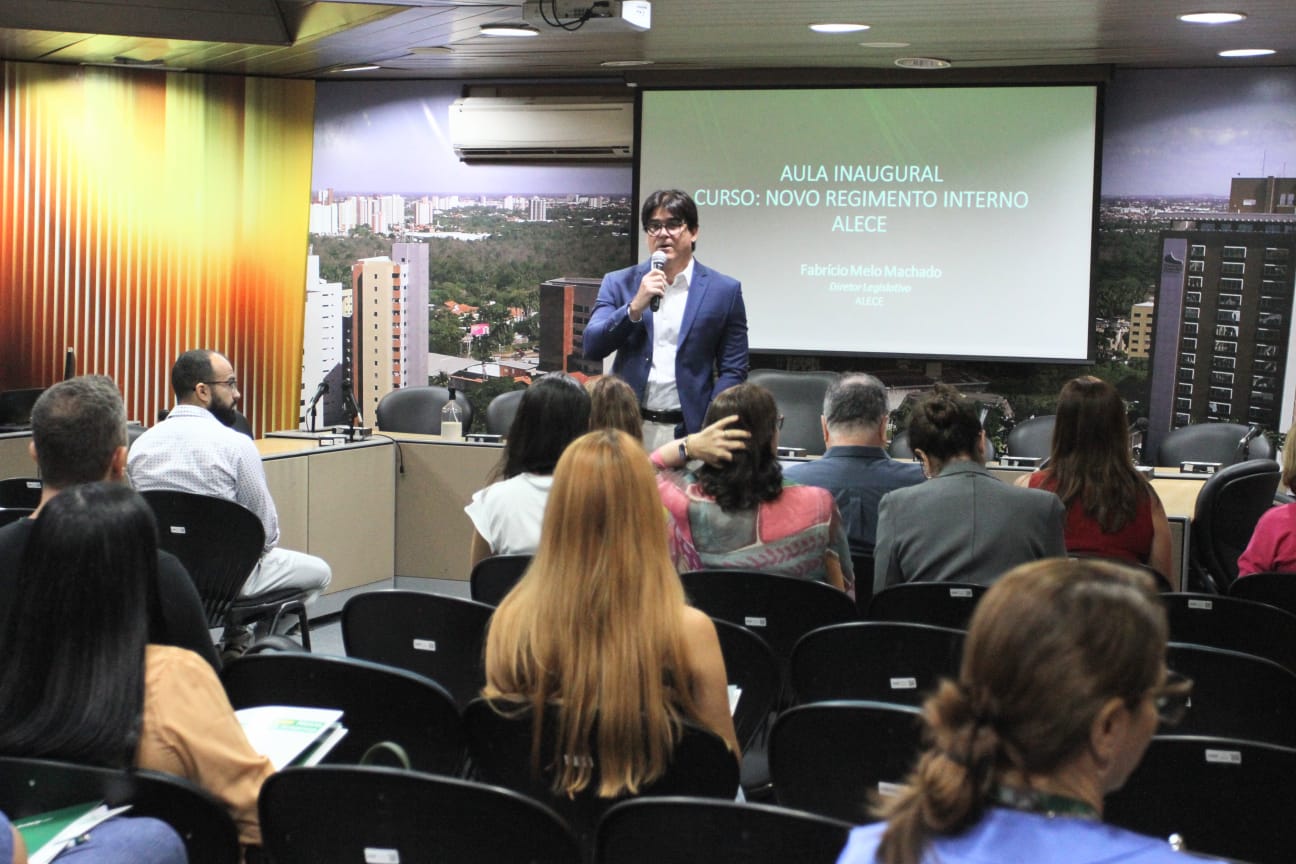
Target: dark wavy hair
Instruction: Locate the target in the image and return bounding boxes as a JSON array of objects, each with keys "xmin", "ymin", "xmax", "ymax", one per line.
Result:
[
  {"xmin": 1048, "ymin": 376, "xmax": 1147, "ymax": 533},
  {"xmin": 587, "ymin": 375, "xmax": 643, "ymax": 441},
  {"xmin": 640, "ymin": 189, "xmax": 699, "ymax": 250},
  {"xmin": 907, "ymin": 384, "xmax": 982, "ymax": 463},
  {"xmin": 875, "ymin": 558, "xmax": 1168, "ymax": 864},
  {"xmin": 696, "ymin": 383, "xmax": 783, "ymax": 512},
  {"xmin": 495, "ymin": 373, "xmax": 592, "ymax": 480},
  {"xmin": 0, "ymin": 482, "xmax": 158, "ymax": 767}
]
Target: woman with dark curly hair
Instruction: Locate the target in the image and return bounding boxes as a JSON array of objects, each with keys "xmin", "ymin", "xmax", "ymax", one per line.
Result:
[
  {"xmin": 650, "ymin": 382, "xmax": 852, "ymax": 593},
  {"xmin": 836, "ymin": 558, "xmax": 1204, "ymax": 864}
]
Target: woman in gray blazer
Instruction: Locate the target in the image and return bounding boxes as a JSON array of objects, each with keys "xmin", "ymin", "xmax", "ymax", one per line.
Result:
[{"xmin": 874, "ymin": 385, "xmax": 1066, "ymax": 594}]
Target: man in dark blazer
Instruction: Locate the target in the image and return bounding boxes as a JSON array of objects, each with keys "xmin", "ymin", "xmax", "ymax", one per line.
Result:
[{"xmin": 584, "ymin": 189, "xmax": 748, "ymax": 445}]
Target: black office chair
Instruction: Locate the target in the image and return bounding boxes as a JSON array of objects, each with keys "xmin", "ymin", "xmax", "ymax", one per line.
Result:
[
  {"xmin": 0, "ymin": 506, "xmax": 34, "ymax": 527},
  {"xmin": 1189, "ymin": 459, "xmax": 1281, "ymax": 592},
  {"xmin": 0, "ymin": 476, "xmax": 41, "ymax": 508},
  {"xmin": 375, "ymin": 385, "xmax": 475, "ymax": 435},
  {"xmin": 464, "ymin": 697, "xmax": 739, "ymax": 855},
  {"xmin": 1004, "ymin": 414, "xmax": 1055, "ymax": 461},
  {"xmin": 1164, "ymin": 642, "xmax": 1296, "ymax": 747},
  {"xmin": 595, "ymin": 796, "xmax": 853, "ymax": 864},
  {"xmin": 867, "ymin": 582, "xmax": 986, "ymax": 630},
  {"xmin": 746, "ymin": 369, "xmax": 840, "ymax": 456},
  {"xmin": 1162, "ymin": 592, "xmax": 1296, "ymax": 674},
  {"xmin": 1106, "ymin": 735, "xmax": 1296, "ymax": 864},
  {"xmin": 680, "ymin": 569, "xmax": 857, "ymax": 666},
  {"xmin": 711, "ymin": 618, "xmax": 780, "ymax": 755},
  {"xmin": 1154, "ymin": 421, "xmax": 1275, "ymax": 468},
  {"xmin": 0, "ymin": 756, "xmax": 239, "ymax": 864},
  {"xmin": 260, "ymin": 766, "xmax": 580, "ymax": 864},
  {"xmin": 485, "ymin": 387, "xmax": 526, "ymax": 436},
  {"xmin": 790, "ymin": 621, "xmax": 964, "ymax": 706},
  {"xmin": 850, "ymin": 553, "xmax": 875, "ymax": 617},
  {"xmin": 221, "ymin": 653, "xmax": 466, "ymax": 774},
  {"xmin": 140, "ymin": 490, "xmax": 312, "ymax": 650},
  {"xmin": 341, "ymin": 590, "xmax": 494, "ymax": 710},
  {"xmin": 1230, "ymin": 571, "xmax": 1296, "ymax": 620},
  {"xmin": 469, "ymin": 554, "xmax": 532, "ymax": 605},
  {"xmin": 887, "ymin": 429, "xmax": 914, "ymax": 460},
  {"xmin": 769, "ymin": 701, "xmax": 923, "ymax": 823}
]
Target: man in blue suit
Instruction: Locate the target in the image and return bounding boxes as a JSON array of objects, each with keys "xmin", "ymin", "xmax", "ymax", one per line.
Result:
[{"xmin": 584, "ymin": 189, "xmax": 748, "ymax": 446}]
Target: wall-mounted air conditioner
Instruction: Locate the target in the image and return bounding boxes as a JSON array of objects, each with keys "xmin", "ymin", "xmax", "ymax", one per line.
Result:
[{"xmin": 448, "ymin": 97, "xmax": 633, "ymax": 163}]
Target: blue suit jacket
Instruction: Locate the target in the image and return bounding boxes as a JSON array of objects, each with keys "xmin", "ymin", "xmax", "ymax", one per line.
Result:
[{"xmin": 583, "ymin": 259, "xmax": 748, "ymax": 434}]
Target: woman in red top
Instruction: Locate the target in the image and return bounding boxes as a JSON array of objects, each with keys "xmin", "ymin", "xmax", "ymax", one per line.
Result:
[{"xmin": 1017, "ymin": 376, "xmax": 1172, "ymax": 586}]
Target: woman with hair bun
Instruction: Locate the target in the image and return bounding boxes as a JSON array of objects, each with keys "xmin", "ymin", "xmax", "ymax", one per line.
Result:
[
  {"xmin": 837, "ymin": 558, "xmax": 1206, "ymax": 864},
  {"xmin": 873, "ymin": 384, "xmax": 1064, "ymax": 594}
]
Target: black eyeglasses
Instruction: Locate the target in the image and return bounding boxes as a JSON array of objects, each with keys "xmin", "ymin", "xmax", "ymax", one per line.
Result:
[
  {"xmin": 202, "ymin": 378, "xmax": 239, "ymax": 390},
  {"xmin": 1154, "ymin": 670, "xmax": 1192, "ymax": 725},
  {"xmin": 644, "ymin": 218, "xmax": 688, "ymax": 235}
]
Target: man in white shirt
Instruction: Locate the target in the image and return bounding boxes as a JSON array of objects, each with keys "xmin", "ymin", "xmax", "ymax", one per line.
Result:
[{"xmin": 128, "ymin": 349, "xmax": 332, "ymax": 610}]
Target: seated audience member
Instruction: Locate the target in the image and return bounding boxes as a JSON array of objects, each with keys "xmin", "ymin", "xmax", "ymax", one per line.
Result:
[
  {"xmin": 127, "ymin": 349, "xmax": 331, "ymax": 611},
  {"xmin": 836, "ymin": 558, "xmax": 1206, "ymax": 864},
  {"xmin": 483, "ymin": 429, "xmax": 738, "ymax": 798},
  {"xmin": 785, "ymin": 373, "xmax": 925, "ymax": 557},
  {"xmin": 1238, "ymin": 422, "xmax": 1296, "ymax": 577},
  {"xmin": 587, "ymin": 375, "xmax": 644, "ymax": 440},
  {"xmin": 4, "ymin": 806, "xmax": 181, "ymax": 864},
  {"xmin": 652, "ymin": 383, "xmax": 854, "ymax": 594},
  {"xmin": 0, "ymin": 376, "xmax": 219, "ymax": 670},
  {"xmin": 466, "ymin": 373, "xmax": 591, "ymax": 565},
  {"xmin": 0, "ymin": 483, "xmax": 275, "ymax": 850},
  {"xmin": 1018, "ymin": 377, "xmax": 1172, "ymax": 585},
  {"xmin": 874, "ymin": 385, "xmax": 1065, "ymax": 593}
]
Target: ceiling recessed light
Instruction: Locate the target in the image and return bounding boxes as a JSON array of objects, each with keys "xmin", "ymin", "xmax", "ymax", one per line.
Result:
[
  {"xmin": 1178, "ymin": 11, "xmax": 1247, "ymax": 24},
  {"xmin": 601, "ymin": 59, "xmax": 654, "ymax": 67},
  {"xmin": 859, "ymin": 41, "xmax": 910, "ymax": 49},
  {"xmin": 1218, "ymin": 48, "xmax": 1276, "ymax": 57},
  {"xmin": 335, "ymin": 65, "xmax": 380, "ymax": 72},
  {"xmin": 480, "ymin": 23, "xmax": 539, "ymax": 37},
  {"xmin": 810, "ymin": 23, "xmax": 870, "ymax": 34},
  {"xmin": 895, "ymin": 56, "xmax": 951, "ymax": 69}
]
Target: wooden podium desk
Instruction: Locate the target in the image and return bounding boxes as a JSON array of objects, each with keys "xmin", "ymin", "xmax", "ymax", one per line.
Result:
[
  {"xmin": 377, "ymin": 432, "xmax": 503, "ymax": 584},
  {"xmin": 256, "ymin": 434, "xmax": 396, "ymax": 612}
]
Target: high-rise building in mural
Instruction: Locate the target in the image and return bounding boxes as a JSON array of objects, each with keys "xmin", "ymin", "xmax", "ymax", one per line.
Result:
[
  {"xmin": 300, "ymin": 255, "xmax": 343, "ymax": 429},
  {"xmin": 1128, "ymin": 300, "xmax": 1154, "ymax": 359},
  {"xmin": 538, "ymin": 277, "xmax": 603, "ymax": 376}
]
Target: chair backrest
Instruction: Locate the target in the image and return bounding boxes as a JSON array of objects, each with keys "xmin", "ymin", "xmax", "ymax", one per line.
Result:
[
  {"xmin": 0, "ymin": 506, "xmax": 34, "ymax": 527},
  {"xmin": 374, "ymin": 385, "xmax": 474, "ymax": 435},
  {"xmin": 1165, "ymin": 642, "xmax": 1296, "ymax": 747},
  {"xmin": 1230, "ymin": 571, "xmax": 1296, "ymax": 619},
  {"xmin": 221, "ymin": 652, "xmax": 465, "ymax": 774},
  {"xmin": 140, "ymin": 490, "xmax": 265, "ymax": 628},
  {"xmin": 850, "ymin": 553, "xmax": 875, "ymax": 617},
  {"xmin": 0, "ymin": 756, "xmax": 239, "ymax": 864},
  {"xmin": 595, "ymin": 796, "xmax": 853, "ymax": 864},
  {"xmin": 790, "ymin": 621, "xmax": 964, "ymax": 706},
  {"xmin": 867, "ymin": 582, "xmax": 986, "ymax": 630},
  {"xmin": 469, "ymin": 554, "xmax": 533, "ymax": 605},
  {"xmin": 259, "ymin": 765, "xmax": 580, "ymax": 864},
  {"xmin": 1105, "ymin": 735, "xmax": 1296, "ymax": 864},
  {"xmin": 887, "ymin": 429, "xmax": 914, "ymax": 460},
  {"xmin": 1191, "ymin": 458, "xmax": 1281, "ymax": 591},
  {"xmin": 746, "ymin": 369, "xmax": 839, "ymax": 456},
  {"xmin": 679, "ymin": 569, "xmax": 857, "ymax": 663},
  {"xmin": 1162, "ymin": 592, "xmax": 1296, "ymax": 674},
  {"xmin": 711, "ymin": 618, "xmax": 780, "ymax": 753},
  {"xmin": 485, "ymin": 388, "xmax": 527, "ymax": 436},
  {"xmin": 1004, "ymin": 414, "xmax": 1055, "ymax": 459},
  {"xmin": 769, "ymin": 701, "xmax": 923, "ymax": 823},
  {"xmin": 0, "ymin": 477, "xmax": 42, "ymax": 508},
  {"xmin": 1155, "ymin": 421, "xmax": 1275, "ymax": 468},
  {"xmin": 341, "ymin": 590, "xmax": 494, "ymax": 711},
  {"xmin": 464, "ymin": 697, "xmax": 739, "ymax": 853}
]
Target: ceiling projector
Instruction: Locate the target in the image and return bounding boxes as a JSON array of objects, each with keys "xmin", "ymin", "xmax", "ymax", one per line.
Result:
[{"xmin": 522, "ymin": 0, "xmax": 652, "ymax": 32}]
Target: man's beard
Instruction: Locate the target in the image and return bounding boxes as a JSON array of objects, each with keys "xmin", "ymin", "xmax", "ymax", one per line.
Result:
[{"xmin": 209, "ymin": 402, "xmax": 240, "ymax": 427}]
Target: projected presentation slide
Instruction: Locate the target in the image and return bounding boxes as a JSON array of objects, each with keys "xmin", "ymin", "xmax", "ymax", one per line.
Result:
[{"xmin": 639, "ymin": 86, "xmax": 1100, "ymax": 361}]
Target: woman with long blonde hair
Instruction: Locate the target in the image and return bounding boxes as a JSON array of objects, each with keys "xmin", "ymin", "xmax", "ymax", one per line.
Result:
[{"xmin": 483, "ymin": 429, "xmax": 738, "ymax": 798}]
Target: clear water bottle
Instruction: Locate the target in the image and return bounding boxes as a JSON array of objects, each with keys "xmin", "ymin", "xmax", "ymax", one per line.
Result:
[{"xmin": 440, "ymin": 388, "xmax": 464, "ymax": 440}]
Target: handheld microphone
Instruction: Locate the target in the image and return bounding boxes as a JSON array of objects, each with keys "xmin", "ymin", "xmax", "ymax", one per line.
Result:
[
  {"xmin": 649, "ymin": 250, "xmax": 667, "ymax": 312},
  {"xmin": 1236, "ymin": 424, "xmax": 1261, "ymax": 460}
]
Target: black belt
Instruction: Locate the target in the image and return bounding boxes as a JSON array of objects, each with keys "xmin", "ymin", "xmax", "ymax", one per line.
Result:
[{"xmin": 641, "ymin": 407, "xmax": 685, "ymax": 424}]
